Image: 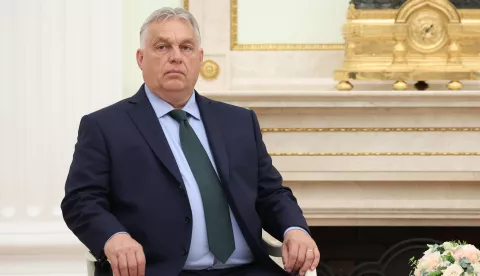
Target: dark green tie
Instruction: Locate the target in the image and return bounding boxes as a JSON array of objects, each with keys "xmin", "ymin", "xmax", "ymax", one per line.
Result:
[{"xmin": 168, "ymin": 109, "xmax": 235, "ymax": 263}]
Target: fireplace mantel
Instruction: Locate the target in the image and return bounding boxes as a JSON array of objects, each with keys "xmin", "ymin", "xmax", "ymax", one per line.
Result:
[
  {"xmin": 203, "ymin": 90, "xmax": 480, "ymax": 108},
  {"xmin": 204, "ymin": 90, "xmax": 480, "ymax": 227}
]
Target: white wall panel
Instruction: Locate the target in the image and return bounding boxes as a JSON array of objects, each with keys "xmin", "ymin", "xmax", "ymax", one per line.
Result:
[
  {"xmin": 237, "ymin": 0, "xmax": 349, "ymax": 44},
  {"xmin": 0, "ymin": 0, "xmax": 123, "ymax": 274}
]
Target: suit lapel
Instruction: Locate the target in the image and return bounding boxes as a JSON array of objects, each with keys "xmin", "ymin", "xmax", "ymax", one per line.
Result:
[
  {"xmin": 196, "ymin": 92, "xmax": 231, "ymax": 186},
  {"xmin": 126, "ymin": 86, "xmax": 184, "ymax": 185}
]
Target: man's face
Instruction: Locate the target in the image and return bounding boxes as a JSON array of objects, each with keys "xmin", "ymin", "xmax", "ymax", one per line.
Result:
[{"xmin": 137, "ymin": 19, "xmax": 203, "ymax": 94}]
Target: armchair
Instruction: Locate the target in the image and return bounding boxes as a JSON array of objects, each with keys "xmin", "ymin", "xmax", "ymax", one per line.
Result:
[{"xmin": 85, "ymin": 232, "xmax": 317, "ymax": 276}]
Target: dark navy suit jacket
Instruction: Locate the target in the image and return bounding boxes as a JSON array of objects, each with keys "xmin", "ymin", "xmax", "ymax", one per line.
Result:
[{"xmin": 61, "ymin": 85, "xmax": 310, "ymax": 275}]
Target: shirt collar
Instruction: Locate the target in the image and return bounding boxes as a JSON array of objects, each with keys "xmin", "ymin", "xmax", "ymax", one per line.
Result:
[{"xmin": 144, "ymin": 84, "xmax": 200, "ymax": 120}]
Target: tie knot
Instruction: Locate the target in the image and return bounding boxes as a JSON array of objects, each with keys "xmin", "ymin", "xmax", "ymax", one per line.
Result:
[{"xmin": 169, "ymin": 109, "xmax": 188, "ymax": 122}]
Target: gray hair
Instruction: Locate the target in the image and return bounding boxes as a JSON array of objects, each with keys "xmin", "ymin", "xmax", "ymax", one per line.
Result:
[{"xmin": 139, "ymin": 7, "xmax": 201, "ymax": 49}]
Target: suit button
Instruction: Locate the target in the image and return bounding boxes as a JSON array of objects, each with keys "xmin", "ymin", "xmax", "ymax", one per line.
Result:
[
  {"xmin": 182, "ymin": 248, "xmax": 188, "ymax": 256},
  {"xmin": 185, "ymin": 216, "xmax": 191, "ymax": 224}
]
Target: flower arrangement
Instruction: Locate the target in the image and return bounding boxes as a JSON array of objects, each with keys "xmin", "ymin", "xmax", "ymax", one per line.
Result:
[{"xmin": 410, "ymin": 241, "xmax": 480, "ymax": 276}]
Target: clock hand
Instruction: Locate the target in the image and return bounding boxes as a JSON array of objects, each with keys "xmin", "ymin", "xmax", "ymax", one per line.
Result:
[{"xmin": 425, "ymin": 24, "xmax": 434, "ymax": 34}]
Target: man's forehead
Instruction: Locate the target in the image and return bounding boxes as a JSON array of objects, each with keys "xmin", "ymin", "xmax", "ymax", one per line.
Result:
[{"xmin": 149, "ymin": 20, "xmax": 195, "ymax": 35}]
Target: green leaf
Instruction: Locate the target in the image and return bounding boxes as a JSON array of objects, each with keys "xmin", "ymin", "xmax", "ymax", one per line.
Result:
[
  {"xmin": 443, "ymin": 253, "xmax": 455, "ymax": 264},
  {"xmin": 429, "ymin": 272, "xmax": 442, "ymax": 276},
  {"xmin": 409, "ymin": 257, "xmax": 419, "ymax": 267},
  {"xmin": 466, "ymin": 265, "xmax": 474, "ymax": 274},
  {"xmin": 420, "ymin": 269, "xmax": 429, "ymax": 276},
  {"xmin": 459, "ymin": 257, "xmax": 471, "ymax": 268}
]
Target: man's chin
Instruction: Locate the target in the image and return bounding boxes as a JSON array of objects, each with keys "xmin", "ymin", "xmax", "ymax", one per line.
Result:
[{"xmin": 163, "ymin": 81, "xmax": 187, "ymax": 92}]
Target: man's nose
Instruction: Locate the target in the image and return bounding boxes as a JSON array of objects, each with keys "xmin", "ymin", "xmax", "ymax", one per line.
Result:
[{"xmin": 169, "ymin": 47, "xmax": 183, "ymax": 63}]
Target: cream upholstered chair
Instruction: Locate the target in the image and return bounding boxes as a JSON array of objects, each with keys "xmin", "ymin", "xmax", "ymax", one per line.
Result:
[{"xmin": 85, "ymin": 232, "xmax": 317, "ymax": 276}]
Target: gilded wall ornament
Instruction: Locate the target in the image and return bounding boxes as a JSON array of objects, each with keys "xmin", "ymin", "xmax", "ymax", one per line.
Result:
[{"xmin": 200, "ymin": 60, "xmax": 220, "ymax": 80}]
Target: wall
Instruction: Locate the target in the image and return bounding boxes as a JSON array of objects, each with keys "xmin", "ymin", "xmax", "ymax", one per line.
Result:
[
  {"xmin": 237, "ymin": 0, "xmax": 348, "ymax": 44},
  {"xmin": 121, "ymin": 0, "xmax": 349, "ymax": 96},
  {"xmin": 0, "ymin": 0, "xmax": 122, "ymax": 275}
]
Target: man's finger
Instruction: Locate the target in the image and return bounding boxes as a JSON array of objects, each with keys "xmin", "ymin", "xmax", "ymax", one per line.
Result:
[
  {"xmin": 299, "ymin": 248, "xmax": 315, "ymax": 275},
  {"xmin": 118, "ymin": 254, "xmax": 129, "ymax": 276},
  {"xmin": 127, "ymin": 251, "xmax": 138, "ymax": 276},
  {"xmin": 136, "ymin": 250, "xmax": 146, "ymax": 276},
  {"xmin": 311, "ymin": 247, "xmax": 321, "ymax": 270},
  {"xmin": 109, "ymin": 256, "xmax": 121, "ymax": 276},
  {"xmin": 293, "ymin": 244, "xmax": 307, "ymax": 273},
  {"xmin": 282, "ymin": 241, "xmax": 289, "ymax": 269},
  {"xmin": 286, "ymin": 241, "xmax": 299, "ymax": 273}
]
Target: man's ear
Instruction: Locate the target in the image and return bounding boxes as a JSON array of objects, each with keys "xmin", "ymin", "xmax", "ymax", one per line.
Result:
[
  {"xmin": 136, "ymin": 49, "xmax": 144, "ymax": 69},
  {"xmin": 199, "ymin": 48, "xmax": 204, "ymax": 64}
]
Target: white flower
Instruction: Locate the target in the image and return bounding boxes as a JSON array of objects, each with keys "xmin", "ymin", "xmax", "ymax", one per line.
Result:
[
  {"xmin": 424, "ymin": 248, "xmax": 434, "ymax": 255},
  {"xmin": 443, "ymin": 242, "xmax": 454, "ymax": 251},
  {"xmin": 439, "ymin": 261, "xmax": 451, "ymax": 267},
  {"xmin": 443, "ymin": 263, "xmax": 464, "ymax": 276},
  {"xmin": 418, "ymin": 252, "xmax": 442, "ymax": 271},
  {"xmin": 453, "ymin": 244, "xmax": 480, "ymax": 264},
  {"xmin": 472, "ymin": 263, "xmax": 480, "ymax": 274}
]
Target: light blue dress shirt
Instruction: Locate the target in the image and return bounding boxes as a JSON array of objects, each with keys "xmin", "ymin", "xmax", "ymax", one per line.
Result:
[
  {"xmin": 108, "ymin": 85, "xmax": 306, "ymax": 269},
  {"xmin": 145, "ymin": 86, "xmax": 254, "ymax": 269}
]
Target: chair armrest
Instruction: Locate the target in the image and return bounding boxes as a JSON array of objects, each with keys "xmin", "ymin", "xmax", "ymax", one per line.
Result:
[
  {"xmin": 85, "ymin": 251, "xmax": 97, "ymax": 276},
  {"xmin": 262, "ymin": 234, "xmax": 283, "ymax": 257},
  {"xmin": 85, "ymin": 251, "xmax": 97, "ymax": 262}
]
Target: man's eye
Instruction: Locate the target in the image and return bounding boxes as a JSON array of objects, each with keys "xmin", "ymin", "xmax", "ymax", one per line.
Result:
[
  {"xmin": 156, "ymin": 45, "xmax": 167, "ymax": 50},
  {"xmin": 182, "ymin": 46, "xmax": 193, "ymax": 51}
]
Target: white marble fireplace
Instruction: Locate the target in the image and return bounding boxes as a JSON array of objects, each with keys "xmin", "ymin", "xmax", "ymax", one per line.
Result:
[{"xmin": 207, "ymin": 89, "xmax": 480, "ymax": 228}]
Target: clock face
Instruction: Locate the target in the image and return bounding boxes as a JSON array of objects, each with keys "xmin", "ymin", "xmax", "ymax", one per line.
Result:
[{"xmin": 407, "ymin": 9, "xmax": 447, "ymax": 54}]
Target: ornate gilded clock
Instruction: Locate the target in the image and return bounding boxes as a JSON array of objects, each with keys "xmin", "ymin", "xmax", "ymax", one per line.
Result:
[
  {"xmin": 407, "ymin": 9, "xmax": 448, "ymax": 54},
  {"xmin": 335, "ymin": 0, "xmax": 480, "ymax": 91}
]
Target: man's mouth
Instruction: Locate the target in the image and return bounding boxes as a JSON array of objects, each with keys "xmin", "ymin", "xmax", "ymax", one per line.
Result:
[{"xmin": 166, "ymin": 70, "xmax": 184, "ymax": 76}]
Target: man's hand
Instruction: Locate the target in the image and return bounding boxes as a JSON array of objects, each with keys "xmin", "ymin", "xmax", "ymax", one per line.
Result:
[
  {"xmin": 104, "ymin": 233, "xmax": 146, "ymax": 276},
  {"xmin": 282, "ymin": 229, "xmax": 320, "ymax": 276}
]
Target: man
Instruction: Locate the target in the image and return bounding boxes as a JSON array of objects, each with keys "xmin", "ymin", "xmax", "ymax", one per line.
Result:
[{"xmin": 61, "ymin": 7, "xmax": 319, "ymax": 276}]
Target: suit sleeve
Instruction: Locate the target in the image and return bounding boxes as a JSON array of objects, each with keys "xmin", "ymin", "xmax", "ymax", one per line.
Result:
[
  {"xmin": 250, "ymin": 110, "xmax": 310, "ymax": 241},
  {"xmin": 61, "ymin": 115, "xmax": 127, "ymax": 260}
]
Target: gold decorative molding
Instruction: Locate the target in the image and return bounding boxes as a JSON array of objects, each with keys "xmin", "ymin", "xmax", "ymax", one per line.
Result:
[
  {"xmin": 262, "ymin": 127, "xmax": 480, "ymax": 133},
  {"xmin": 269, "ymin": 152, "xmax": 480, "ymax": 156},
  {"xmin": 230, "ymin": 0, "xmax": 345, "ymax": 51},
  {"xmin": 264, "ymin": 127, "xmax": 480, "ymax": 156},
  {"xmin": 184, "ymin": 0, "xmax": 189, "ymax": 10},
  {"xmin": 200, "ymin": 60, "xmax": 220, "ymax": 80}
]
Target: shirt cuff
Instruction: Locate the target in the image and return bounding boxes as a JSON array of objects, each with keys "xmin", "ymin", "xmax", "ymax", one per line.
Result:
[
  {"xmin": 105, "ymin": 231, "xmax": 129, "ymax": 245},
  {"xmin": 283, "ymin": 226, "xmax": 309, "ymax": 238}
]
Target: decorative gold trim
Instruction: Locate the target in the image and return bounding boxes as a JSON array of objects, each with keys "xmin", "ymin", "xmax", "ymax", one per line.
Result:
[
  {"xmin": 459, "ymin": 9, "xmax": 480, "ymax": 19},
  {"xmin": 264, "ymin": 127, "xmax": 480, "ymax": 156},
  {"xmin": 230, "ymin": 0, "xmax": 345, "ymax": 51},
  {"xmin": 184, "ymin": 0, "xmax": 189, "ymax": 10},
  {"xmin": 349, "ymin": 9, "xmax": 398, "ymax": 20},
  {"xmin": 261, "ymin": 127, "xmax": 480, "ymax": 133},
  {"xmin": 270, "ymin": 152, "xmax": 480, "ymax": 156},
  {"xmin": 200, "ymin": 60, "xmax": 220, "ymax": 80}
]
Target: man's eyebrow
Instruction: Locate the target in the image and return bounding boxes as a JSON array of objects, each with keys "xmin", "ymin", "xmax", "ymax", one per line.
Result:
[
  {"xmin": 151, "ymin": 36, "xmax": 196, "ymax": 46},
  {"xmin": 151, "ymin": 36, "xmax": 170, "ymax": 44}
]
